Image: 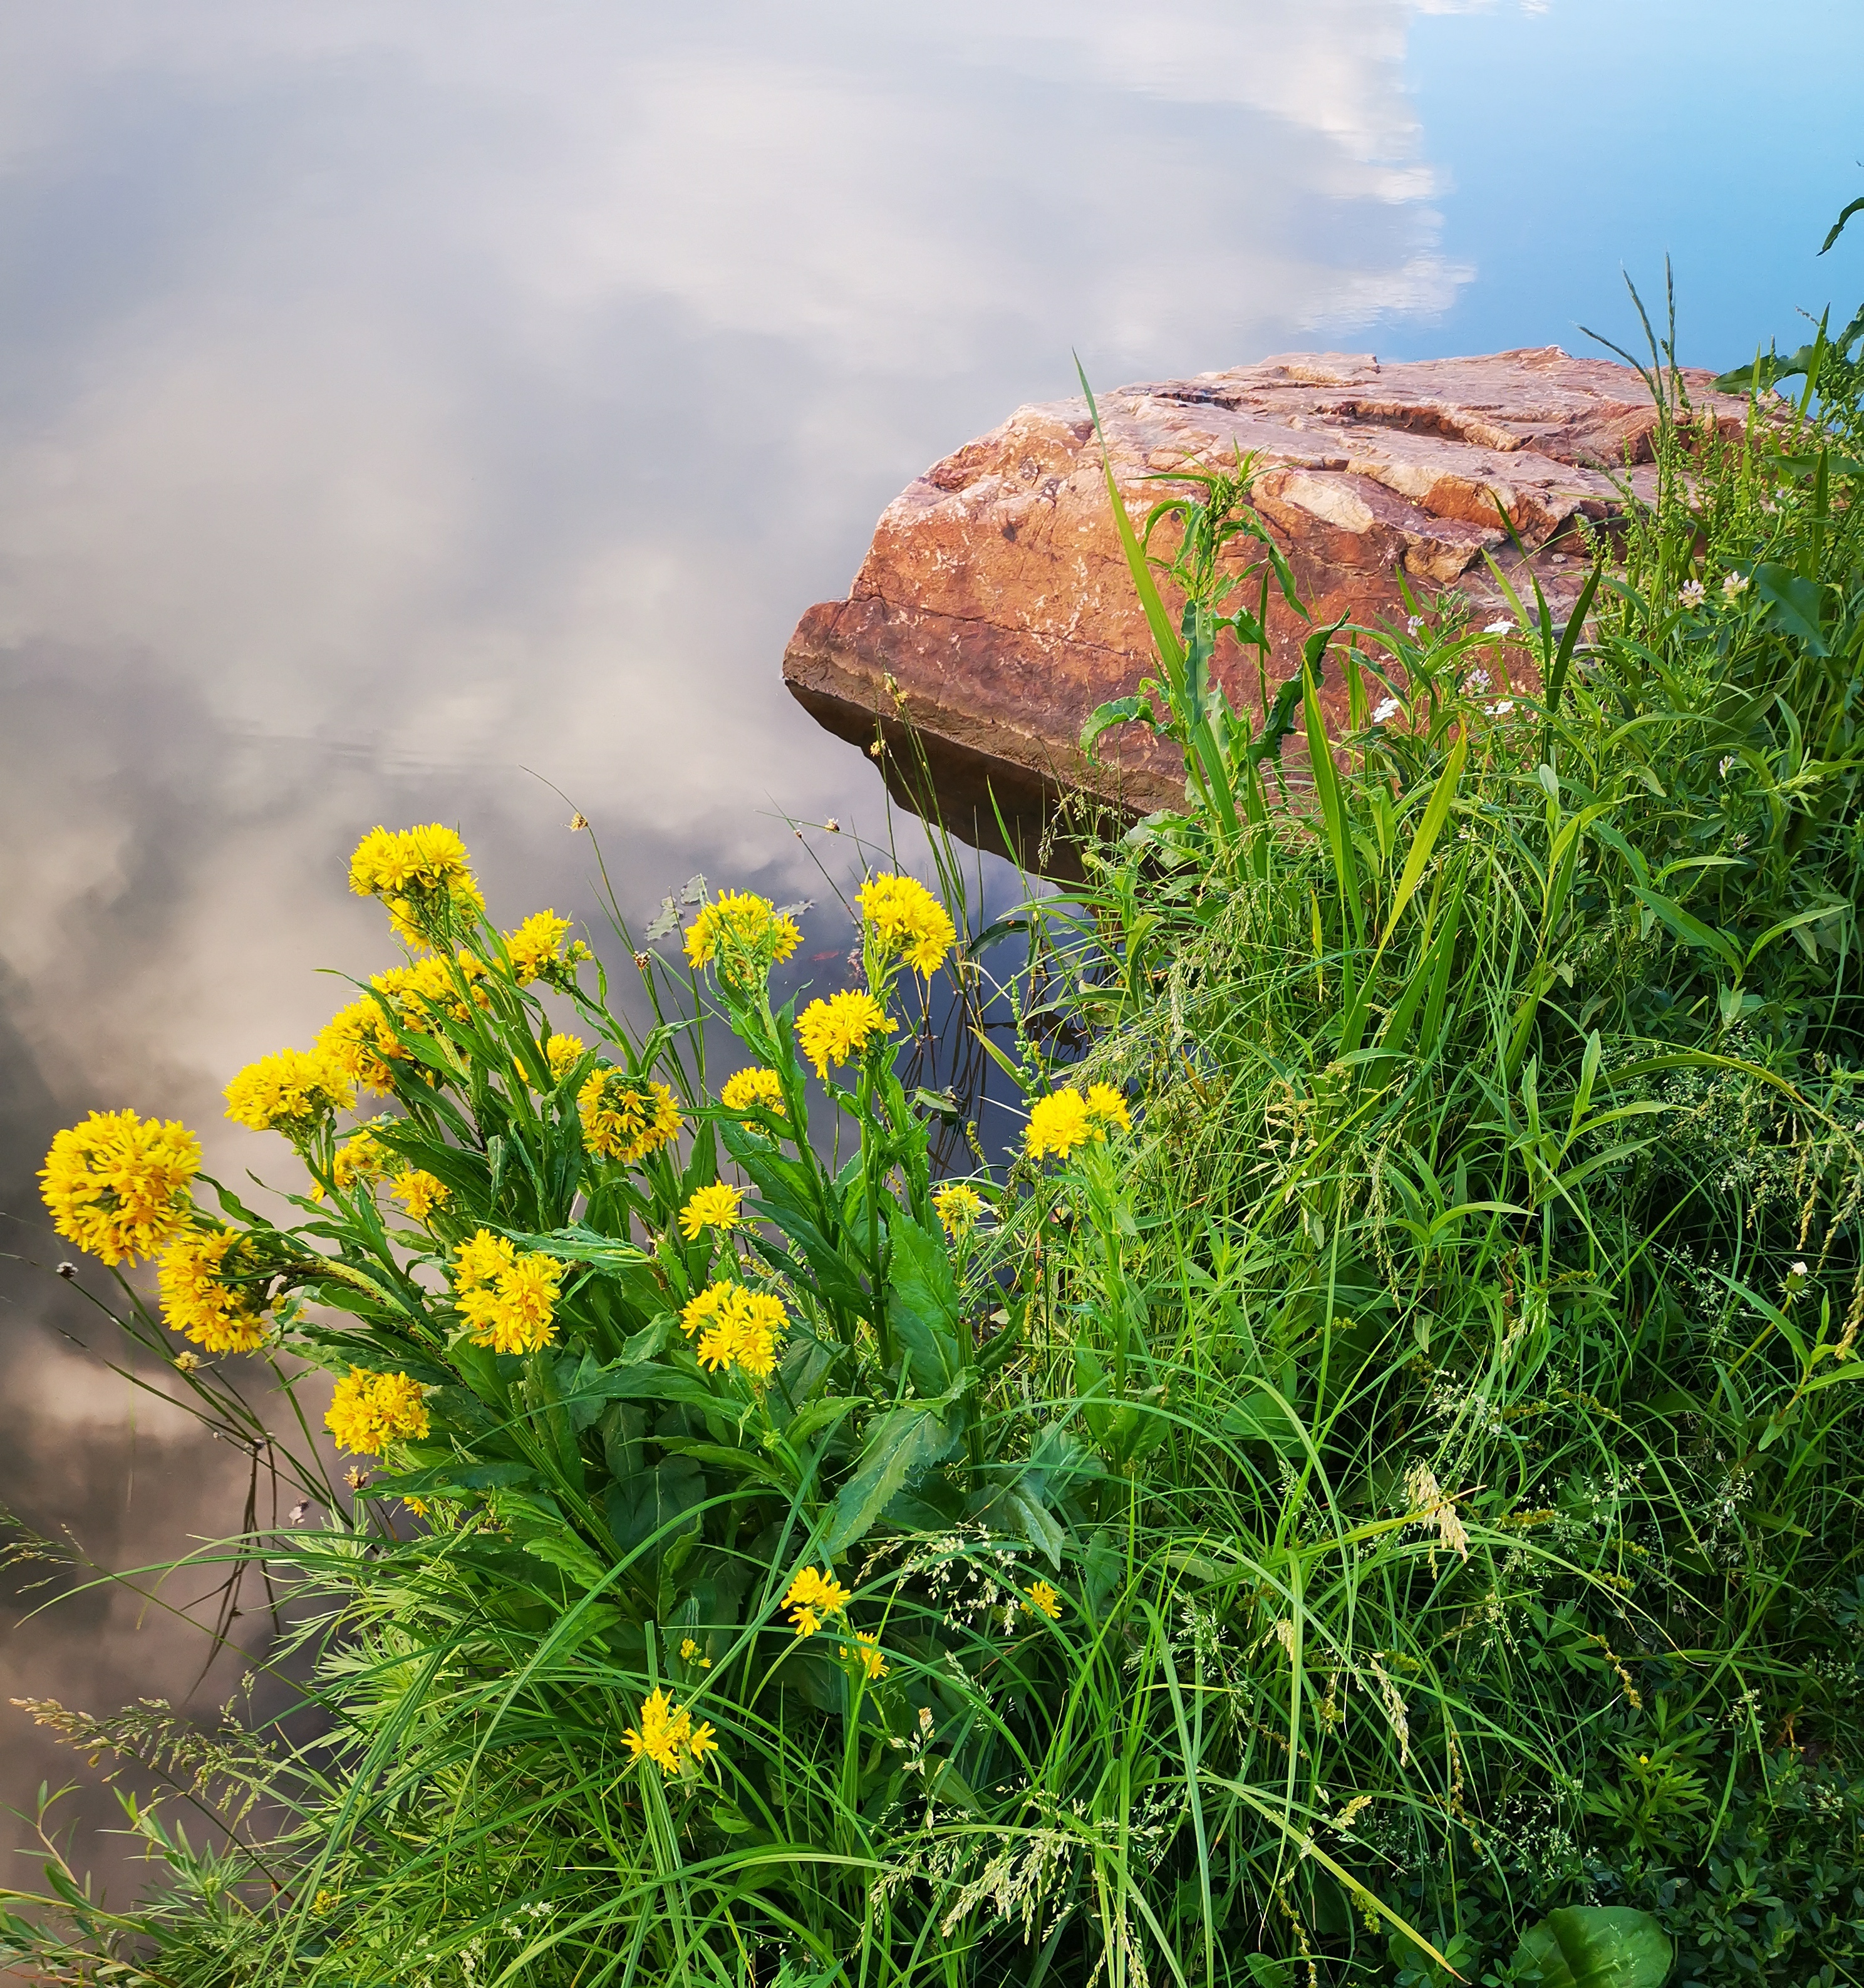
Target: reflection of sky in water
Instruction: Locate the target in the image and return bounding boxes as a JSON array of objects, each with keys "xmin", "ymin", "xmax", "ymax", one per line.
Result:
[{"xmin": 3, "ymin": 0, "xmax": 1860, "ymax": 1880}]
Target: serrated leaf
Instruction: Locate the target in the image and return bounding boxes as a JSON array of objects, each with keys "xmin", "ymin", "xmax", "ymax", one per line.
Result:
[
  {"xmin": 643, "ymin": 898, "xmax": 680, "ymax": 942},
  {"xmin": 821, "ymin": 1406, "xmax": 957, "ymax": 1559},
  {"xmin": 376, "ymin": 1459, "xmax": 539, "ymax": 1497}
]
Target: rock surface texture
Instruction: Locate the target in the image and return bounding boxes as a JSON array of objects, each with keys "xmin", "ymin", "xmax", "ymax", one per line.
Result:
[{"xmin": 784, "ymin": 349, "xmax": 1752, "ymax": 859}]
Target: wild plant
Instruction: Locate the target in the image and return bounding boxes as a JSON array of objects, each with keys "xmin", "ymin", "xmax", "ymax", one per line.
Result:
[{"xmin": 8, "ymin": 264, "xmax": 1864, "ymax": 1986}]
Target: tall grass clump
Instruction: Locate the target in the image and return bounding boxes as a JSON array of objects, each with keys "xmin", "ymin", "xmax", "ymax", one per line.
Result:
[{"xmin": 8, "ymin": 267, "xmax": 1864, "ymax": 1987}]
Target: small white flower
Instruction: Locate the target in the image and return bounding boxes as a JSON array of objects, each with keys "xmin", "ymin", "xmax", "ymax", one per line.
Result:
[
  {"xmin": 1406, "ymin": 614, "xmax": 1426, "ymax": 636},
  {"xmin": 1486, "ymin": 700, "xmax": 1515, "ymax": 717},
  {"xmin": 1372, "ymin": 697, "xmax": 1402, "ymax": 725},
  {"xmin": 1791, "ymin": 1260, "xmax": 1808, "ymax": 1278},
  {"xmin": 1483, "ymin": 618, "xmax": 1516, "ymax": 636},
  {"xmin": 1722, "ymin": 572, "xmax": 1750, "ymax": 599},
  {"xmin": 1718, "ymin": 755, "xmax": 1736, "ymax": 779},
  {"xmin": 1464, "ymin": 668, "xmax": 1491, "ymax": 694},
  {"xmin": 1678, "ymin": 579, "xmax": 1706, "ymax": 606}
]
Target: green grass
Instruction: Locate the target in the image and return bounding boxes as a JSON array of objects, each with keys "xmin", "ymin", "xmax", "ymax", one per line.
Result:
[{"xmin": 8, "ymin": 271, "xmax": 1864, "ymax": 1988}]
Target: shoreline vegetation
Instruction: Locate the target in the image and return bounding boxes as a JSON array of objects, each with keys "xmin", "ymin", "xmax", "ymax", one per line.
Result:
[{"xmin": 8, "ymin": 255, "xmax": 1864, "ymax": 1985}]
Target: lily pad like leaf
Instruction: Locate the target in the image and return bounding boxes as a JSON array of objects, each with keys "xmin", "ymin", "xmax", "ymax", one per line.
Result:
[{"xmin": 1512, "ymin": 1906, "xmax": 1672, "ymax": 1988}]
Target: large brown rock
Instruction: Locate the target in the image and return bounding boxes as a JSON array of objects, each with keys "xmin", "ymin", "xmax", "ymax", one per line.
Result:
[{"xmin": 784, "ymin": 348, "xmax": 1751, "ymax": 865}]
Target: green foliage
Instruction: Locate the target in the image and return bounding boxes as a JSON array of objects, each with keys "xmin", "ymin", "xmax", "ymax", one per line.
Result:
[{"xmin": 10, "ymin": 269, "xmax": 1864, "ymax": 1986}]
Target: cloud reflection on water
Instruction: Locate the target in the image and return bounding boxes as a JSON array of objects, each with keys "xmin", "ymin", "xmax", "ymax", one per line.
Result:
[{"xmin": 0, "ymin": 0, "xmax": 1473, "ymax": 1883}]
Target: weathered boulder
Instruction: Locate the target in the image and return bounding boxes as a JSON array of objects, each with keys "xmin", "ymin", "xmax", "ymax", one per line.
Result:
[{"xmin": 784, "ymin": 348, "xmax": 1751, "ymax": 863}]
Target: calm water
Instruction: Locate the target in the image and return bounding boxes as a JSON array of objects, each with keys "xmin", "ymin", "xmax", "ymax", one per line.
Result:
[{"xmin": 4, "ymin": 0, "xmax": 1860, "ymax": 1885}]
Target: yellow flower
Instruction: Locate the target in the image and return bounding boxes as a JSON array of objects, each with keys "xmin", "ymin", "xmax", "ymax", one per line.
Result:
[
  {"xmin": 621, "ymin": 1686, "xmax": 718, "ymax": 1776},
  {"xmin": 331, "ymin": 1130, "xmax": 390, "ymax": 1193},
  {"xmin": 316, "ymin": 996, "xmax": 402, "ymax": 1095},
  {"xmin": 1083, "ymin": 1083, "xmax": 1131, "ymax": 1134},
  {"xmin": 157, "ymin": 1226, "xmax": 269, "ymax": 1354},
  {"xmin": 1023, "ymin": 1089, "xmax": 1091, "ymax": 1161},
  {"xmin": 933, "ymin": 1183, "xmax": 985, "ymax": 1236},
  {"xmin": 1025, "ymin": 1580, "xmax": 1062, "ymax": 1621},
  {"xmin": 390, "ymin": 1169, "xmax": 450, "ymax": 1221},
  {"xmin": 857, "ymin": 873, "xmax": 956, "ymax": 978},
  {"xmin": 450, "ymin": 1229, "xmax": 564, "ymax": 1354},
  {"xmin": 324, "ymin": 1367, "xmax": 430, "ymax": 1455},
  {"xmin": 678, "ymin": 1181, "xmax": 744, "ymax": 1240},
  {"xmin": 680, "ymin": 1281, "xmax": 788, "ymax": 1381},
  {"xmin": 40, "ymin": 1110, "xmax": 200, "ymax": 1266},
  {"xmin": 577, "ymin": 1069, "xmax": 683, "ymax": 1164},
  {"xmin": 224, "ymin": 1048, "xmax": 354, "ymax": 1134},
  {"xmin": 503, "ymin": 909, "xmax": 590, "ymax": 986},
  {"xmin": 719, "ymin": 1065, "xmax": 785, "ymax": 1126},
  {"xmin": 683, "ymin": 890, "xmax": 803, "ymax": 982},
  {"xmin": 678, "ymin": 1637, "xmax": 701, "ymax": 1661},
  {"xmin": 544, "ymin": 1032, "xmax": 586, "ymax": 1083},
  {"xmin": 794, "ymin": 989, "xmax": 895, "ymax": 1079},
  {"xmin": 784, "ymin": 1565, "xmax": 851, "ymax": 1635},
  {"xmin": 1023, "ymin": 1084, "xmax": 1126, "ymax": 1162},
  {"xmin": 453, "ymin": 1228, "xmax": 517, "ymax": 1288},
  {"xmin": 840, "ymin": 1630, "xmax": 888, "ymax": 1680},
  {"xmin": 373, "ymin": 951, "xmax": 489, "ymax": 1028},
  {"xmin": 349, "ymin": 824, "xmax": 485, "ymax": 946}
]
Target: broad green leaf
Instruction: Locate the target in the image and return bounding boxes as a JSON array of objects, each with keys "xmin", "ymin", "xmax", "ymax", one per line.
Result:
[
  {"xmin": 606, "ymin": 1458, "xmax": 707, "ymax": 1561},
  {"xmin": 1513, "ymin": 1906, "xmax": 1672, "ymax": 1988},
  {"xmin": 886, "ymin": 1217, "xmax": 966, "ymax": 1396},
  {"xmin": 1080, "ymin": 694, "xmax": 1156, "ymax": 755},
  {"xmin": 820, "ymin": 1405, "xmax": 958, "ymax": 1559},
  {"xmin": 376, "ymin": 1459, "xmax": 539, "ymax": 1497},
  {"xmin": 1754, "ymin": 561, "xmax": 1828, "ymax": 654}
]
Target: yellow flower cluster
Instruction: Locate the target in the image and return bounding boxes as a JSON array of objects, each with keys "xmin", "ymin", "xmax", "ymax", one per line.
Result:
[
  {"xmin": 157, "ymin": 1227, "xmax": 269, "ymax": 1354},
  {"xmin": 316, "ymin": 995, "xmax": 402, "ymax": 1096},
  {"xmin": 324, "ymin": 1367, "xmax": 431, "ymax": 1455},
  {"xmin": 451, "ymin": 1230, "xmax": 565, "ymax": 1354},
  {"xmin": 1025, "ymin": 1580, "xmax": 1063, "ymax": 1621},
  {"xmin": 544, "ymin": 1032, "xmax": 586, "ymax": 1083},
  {"xmin": 577, "ymin": 1069, "xmax": 682, "ymax": 1164},
  {"xmin": 682, "ymin": 890, "xmax": 802, "ymax": 981},
  {"xmin": 503, "ymin": 909, "xmax": 590, "ymax": 986},
  {"xmin": 390, "ymin": 1169, "xmax": 450, "ymax": 1221},
  {"xmin": 719, "ymin": 1065, "xmax": 785, "ymax": 1124},
  {"xmin": 678, "ymin": 1181, "xmax": 743, "ymax": 1240},
  {"xmin": 839, "ymin": 1629, "xmax": 888, "ymax": 1680},
  {"xmin": 349, "ymin": 824, "xmax": 485, "ymax": 947},
  {"xmin": 794, "ymin": 989, "xmax": 895, "ymax": 1079},
  {"xmin": 933, "ymin": 1183, "xmax": 985, "ymax": 1236},
  {"xmin": 331, "ymin": 1129, "xmax": 390, "ymax": 1192},
  {"xmin": 224, "ymin": 1048, "xmax": 355, "ymax": 1134},
  {"xmin": 784, "ymin": 1564, "xmax": 851, "ymax": 1637},
  {"xmin": 680, "ymin": 1281, "xmax": 787, "ymax": 1380},
  {"xmin": 857, "ymin": 872, "xmax": 956, "ymax": 978},
  {"xmin": 40, "ymin": 1109, "xmax": 200, "ymax": 1266},
  {"xmin": 1023, "ymin": 1083, "xmax": 1131, "ymax": 1162},
  {"xmin": 621, "ymin": 1686, "xmax": 719, "ymax": 1776},
  {"xmin": 375, "ymin": 953, "xmax": 490, "ymax": 1028}
]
